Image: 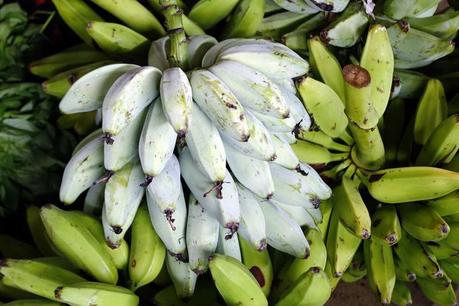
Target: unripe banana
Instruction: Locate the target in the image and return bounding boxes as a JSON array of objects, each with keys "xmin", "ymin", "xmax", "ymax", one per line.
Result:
[
  {"xmin": 102, "ymin": 66, "xmax": 161, "ymax": 138},
  {"xmin": 363, "ymin": 167, "xmax": 459, "ymax": 203},
  {"xmin": 257, "ymin": 11, "xmax": 311, "ymax": 41},
  {"xmin": 318, "ymin": 198, "xmax": 333, "ymax": 240},
  {"xmin": 282, "ymin": 14, "xmax": 327, "ymax": 54},
  {"xmin": 190, "ymin": 69, "xmax": 249, "ymax": 142},
  {"xmin": 129, "ymin": 204, "xmax": 166, "ymax": 291},
  {"xmin": 349, "ymin": 122, "xmax": 385, "ymax": 170},
  {"xmin": 417, "ymin": 276, "xmax": 456, "ymax": 306},
  {"xmin": 407, "ymin": 10, "xmax": 459, "ymax": 40},
  {"xmin": 222, "ymin": 0, "xmax": 265, "ymax": 39},
  {"xmin": 383, "ymin": 0, "xmax": 441, "ymax": 19},
  {"xmin": 395, "ymin": 258, "xmax": 417, "ymax": 282},
  {"xmin": 304, "ymin": 0, "xmax": 350, "ymax": 12},
  {"xmin": 59, "ymin": 136, "xmax": 104, "ymax": 205},
  {"xmin": 160, "ymin": 67, "xmax": 193, "ymax": 136},
  {"xmin": 372, "ymin": 206, "xmax": 402, "ymax": 245},
  {"xmin": 291, "ymin": 140, "xmax": 349, "ymax": 167},
  {"xmin": 139, "ymin": 99, "xmax": 177, "ymax": 177},
  {"xmin": 391, "ymin": 281, "xmax": 413, "ymax": 306},
  {"xmin": 166, "ymin": 253, "xmax": 197, "ymax": 298},
  {"xmin": 209, "ymin": 254, "xmax": 268, "ymax": 306},
  {"xmin": 26, "ymin": 206, "xmax": 56, "ymax": 257},
  {"xmin": 148, "ymin": 36, "xmax": 169, "ymax": 72},
  {"xmin": 186, "ymin": 196, "xmax": 219, "ymax": 274},
  {"xmin": 217, "ymin": 226, "xmax": 242, "ymax": 261},
  {"xmin": 3, "ymin": 299, "xmax": 64, "ymax": 306},
  {"xmin": 427, "ymin": 190, "xmax": 459, "ymax": 216},
  {"xmin": 341, "ymin": 247, "xmax": 366, "ymax": 283},
  {"xmin": 398, "ymin": 204, "xmax": 449, "ymax": 242},
  {"xmin": 188, "ymin": 0, "xmax": 239, "ymax": 30},
  {"xmin": 296, "ymin": 76, "xmax": 348, "ymax": 138},
  {"xmin": 273, "ymin": 0, "xmax": 319, "ymax": 13},
  {"xmin": 439, "ymin": 258, "xmax": 459, "ymax": 284}
]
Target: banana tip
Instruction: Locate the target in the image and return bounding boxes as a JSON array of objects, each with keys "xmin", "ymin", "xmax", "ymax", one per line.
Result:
[
  {"xmin": 257, "ymin": 239, "xmax": 267, "ymax": 251},
  {"xmin": 224, "ymin": 222, "xmax": 239, "ymax": 240},
  {"xmin": 361, "ymin": 229, "xmax": 370, "ymax": 240}
]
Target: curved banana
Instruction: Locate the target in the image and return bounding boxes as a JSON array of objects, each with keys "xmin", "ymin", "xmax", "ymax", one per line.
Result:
[
  {"xmin": 298, "ymin": 129, "xmax": 350, "ymax": 152},
  {"xmin": 278, "ymin": 83, "xmax": 312, "ymax": 132},
  {"xmin": 427, "ymin": 190, "xmax": 459, "ymax": 216},
  {"xmin": 383, "ymin": 0, "xmax": 441, "ymax": 19},
  {"xmin": 349, "ymin": 122, "xmax": 385, "ymax": 171},
  {"xmin": 271, "ymin": 199, "xmax": 317, "ymax": 229},
  {"xmin": 407, "ymin": 10, "xmax": 459, "ymax": 40},
  {"xmin": 188, "ymin": 0, "xmax": 239, "ymax": 30},
  {"xmin": 371, "ymin": 206, "xmax": 402, "ymax": 245},
  {"xmin": 26, "ymin": 206, "xmax": 56, "ymax": 257},
  {"xmin": 291, "ymin": 140, "xmax": 349, "ymax": 167},
  {"xmin": 222, "ymin": 0, "xmax": 265, "ymax": 39},
  {"xmin": 417, "ymin": 276, "xmax": 456, "ymax": 306},
  {"xmin": 166, "ymin": 253, "xmax": 197, "ymax": 298},
  {"xmin": 398, "ymin": 204, "xmax": 449, "ymax": 242}
]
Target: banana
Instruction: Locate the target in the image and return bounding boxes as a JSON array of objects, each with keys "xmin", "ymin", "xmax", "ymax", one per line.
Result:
[
  {"xmin": 334, "ymin": 177, "xmax": 371, "ymax": 239},
  {"xmin": 427, "ymin": 190, "xmax": 459, "ymax": 216},
  {"xmin": 236, "ymin": 184, "xmax": 267, "ymax": 251},
  {"xmin": 282, "ymin": 14, "xmax": 327, "ymax": 55},
  {"xmin": 270, "ymin": 134, "xmax": 300, "ymax": 169},
  {"xmin": 103, "ymin": 161, "xmax": 145, "ymax": 247},
  {"xmin": 274, "ymin": 267, "xmax": 331, "ymax": 306},
  {"xmin": 349, "ymin": 122, "xmax": 385, "ymax": 170},
  {"xmin": 186, "ymin": 195, "xmax": 219, "ymax": 274},
  {"xmin": 59, "ymin": 136, "xmax": 104, "ymax": 205},
  {"xmin": 364, "ymin": 236, "xmax": 396, "ymax": 304},
  {"xmin": 187, "ymin": 35, "xmax": 218, "ymax": 70},
  {"xmin": 0, "ymin": 277, "xmax": 40, "ymax": 300},
  {"xmin": 148, "ymin": 36, "xmax": 170, "ymax": 72},
  {"xmin": 383, "ymin": 0, "xmax": 441, "ymax": 19},
  {"xmin": 182, "ymin": 14, "xmax": 205, "ymax": 36},
  {"xmin": 259, "ymin": 200, "xmax": 310, "ymax": 258},
  {"xmin": 416, "ymin": 114, "xmax": 459, "ymax": 166},
  {"xmin": 53, "ymin": 281, "xmax": 139, "ymax": 306},
  {"xmin": 395, "ymin": 69, "xmax": 429, "ymax": 99},
  {"xmin": 307, "ymin": 36, "xmax": 345, "ymax": 102},
  {"xmin": 59, "ymin": 63, "xmax": 139, "ymax": 114},
  {"xmin": 3, "ymin": 299, "xmax": 63, "ymax": 305},
  {"xmin": 407, "ymin": 10, "xmax": 459, "ymax": 40},
  {"xmin": 437, "ymin": 221, "xmax": 459, "ymax": 251},
  {"xmin": 146, "ymin": 154, "xmax": 181, "ymax": 224},
  {"xmin": 129, "ymin": 204, "xmax": 166, "ymax": 291},
  {"xmin": 186, "ymin": 103, "xmax": 226, "ymax": 183},
  {"xmin": 147, "ymin": 187, "xmax": 187, "ymax": 259},
  {"xmin": 138, "ymin": 99, "xmax": 177, "ymax": 177},
  {"xmin": 42, "ymin": 60, "xmax": 112, "ymax": 98},
  {"xmin": 209, "ymin": 254, "xmax": 268, "ymax": 306},
  {"xmin": 188, "ymin": 0, "xmax": 239, "ymax": 30},
  {"xmin": 273, "ymin": 0, "xmax": 319, "ymax": 13},
  {"xmin": 104, "ymin": 109, "xmax": 146, "ymax": 171},
  {"xmin": 413, "ymin": 79, "xmax": 448, "ymax": 146},
  {"xmin": 224, "ymin": 142, "xmax": 274, "ymax": 199},
  {"xmin": 257, "ymin": 11, "xmax": 311, "ymax": 41},
  {"xmin": 86, "ymin": 21, "xmax": 150, "ymax": 56},
  {"xmin": 239, "ymin": 237, "xmax": 273, "ymax": 296},
  {"xmin": 190, "ymin": 69, "xmax": 249, "ymax": 142},
  {"xmin": 395, "ymin": 258, "xmax": 417, "ymax": 282},
  {"xmin": 326, "ymin": 208, "xmax": 362, "ymax": 277},
  {"xmin": 291, "ymin": 140, "xmax": 349, "ymax": 166},
  {"xmin": 180, "ymin": 147, "xmax": 240, "ymax": 235},
  {"xmin": 159, "ymin": 68, "xmax": 193, "ymax": 136},
  {"xmin": 391, "ymin": 281, "xmax": 412, "ymax": 306},
  {"xmin": 91, "ymin": 0, "xmax": 164, "ymax": 38},
  {"xmin": 165, "ymin": 253, "xmax": 197, "ymax": 298},
  {"xmin": 221, "ymin": 111, "xmax": 276, "ymax": 161},
  {"xmin": 51, "ymin": 0, "xmax": 103, "ymax": 46},
  {"xmin": 0, "ymin": 259, "xmax": 85, "ymax": 301},
  {"xmin": 320, "ymin": 2, "xmax": 367, "ymax": 47},
  {"xmin": 304, "ymin": 0, "xmax": 349, "ymax": 12},
  {"xmin": 102, "ymin": 66, "xmax": 161, "ymax": 138},
  {"xmin": 387, "ymin": 21, "xmax": 455, "ymax": 69},
  {"xmin": 275, "ymin": 229, "xmax": 327, "ymax": 297},
  {"xmin": 372, "ymin": 206, "xmax": 402, "ymax": 245},
  {"xmin": 40, "ymin": 205, "xmax": 118, "ymax": 284},
  {"xmin": 393, "ymin": 230, "xmax": 443, "ymax": 279},
  {"xmin": 382, "ymin": 98, "xmax": 406, "ymax": 165},
  {"xmin": 278, "ymin": 84, "xmax": 312, "ymax": 132},
  {"xmin": 26, "ymin": 206, "xmax": 56, "ymax": 257},
  {"xmin": 271, "ymin": 199, "xmax": 318, "ymax": 229},
  {"xmin": 29, "ymin": 44, "xmax": 107, "ymax": 78},
  {"xmin": 217, "ymin": 226, "xmax": 242, "ymax": 261},
  {"xmin": 83, "ymin": 183, "xmax": 104, "ymax": 216},
  {"xmin": 318, "ymin": 198, "xmax": 333, "ymax": 240},
  {"xmin": 153, "ymin": 285, "xmax": 186, "ymax": 306},
  {"xmin": 363, "ymin": 167, "xmax": 459, "ymax": 203},
  {"xmin": 440, "ymin": 258, "xmax": 459, "ymax": 284},
  {"xmin": 217, "ymin": 40, "xmax": 309, "ymax": 80},
  {"xmin": 222, "ymin": 0, "xmax": 265, "ymax": 39},
  {"xmin": 417, "ymin": 276, "xmax": 457, "ymax": 306},
  {"xmin": 296, "ymin": 76, "xmax": 348, "ymax": 138},
  {"xmin": 341, "ymin": 246, "xmax": 366, "ymax": 283},
  {"xmin": 297, "ymin": 130, "xmax": 350, "ymax": 152},
  {"xmin": 209, "ymin": 60, "xmax": 290, "ymax": 119}
]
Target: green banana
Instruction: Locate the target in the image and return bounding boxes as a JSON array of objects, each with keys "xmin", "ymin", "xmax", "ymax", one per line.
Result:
[
  {"xmin": 324, "ymin": 260, "xmax": 342, "ymax": 291},
  {"xmin": 274, "ymin": 267, "xmax": 331, "ymax": 306},
  {"xmin": 0, "ymin": 277, "xmax": 38, "ymax": 300},
  {"xmin": 34, "ymin": 257, "xmax": 79, "ymax": 273},
  {"xmin": 391, "ymin": 281, "xmax": 412, "ymax": 306},
  {"xmin": 29, "ymin": 45, "xmax": 107, "ymax": 78},
  {"xmin": 291, "ymin": 140, "xmax": 349, "ymax": 167},
  {"xmin": 129, "ymin": 204, "xmax": 166, "ymax": 291},
  {"xmin": 52, "ymin": 0, "xmax": 103, "ymax": 46},
  {"xmin": 239, "ymin": 237, "xmax": 273, "ymax": 297},
  {"xmin": 326, "ymin": 207, "xmax": 362, "ymax": 276},
  {"xmin": 341, "ymin": 246, "xmax": 366, "ymax": 283},
  {"xmin": 417, "ymin": 276, "xmax": 457, "ymax": 306},
  {"xmin": 296, "ymin": 76, "xmax": 348, "ymax": 138},
  {"xmin": 182, "ymin": 15, "xmax": 206, "ymax": 36},
  {"xmin": 257, "ymin": 11, "xmax": 311, "ymax": 41},
  {"xmin": 0, "ymin": 259, "xmax": 85, "ymax": 301},
  {"xmin": 40, "ymin": 205, "xmax": 118, "ymax": 284},
  {"xmin": 395, "ymin": 258, "xmax": 416, "ymax": 282},
  {"xmin": 307, "ymin": 35, "xmax": 345, "ymax": 102},
  {"xmin": 398, "ymin": 204, "xmax": 449, "ymax": 242},
  {"xmin": 416, "ymin": 114, "xmax": 459, "ymax": 166},
  {"xmin": 364, "ymin": 236, "xmax": 396, "ymax": 304},
  {"xmin": 282, "ymin": 14, "xmax": 327, "ymax": 55},
  {"xmin": 297, "ymin": 129, "xmax": 350, "ymax": 152},
  {"xmin": 318, "ymin": 198, "xmax": 333, "ymax": 240},
  {"xmin": 407, "ymin": 9, "xmax": 459, "ymax": 39},
  {"xmin": 42, "ymin": 61, "xmax": 112, "ymax": 98},
  {"xmin": 383, "ymin": 0, "xmax": 441, "ymax": 19},
  {"xmin": 382, "ymin": 98, "xmax": 406, "ymax": 165},
  {"xmin": 342, "ymin": 64, "xmax": 379, "ymax": 129},
  {"xmin": 360, "ymin": 24, "xmax": 395, "ymax": 118},
  {"xmin": 363, "ymin": 167, "xmax": 459, "ymax": 203},
  {"xmin": 86, "ymin": 21, "xmax": 150, "ymax": 56},
  {"xmin": 334, "ymin": 177, "xmax": 371, "ymax": 239},
  {"xmin": 395, "ymin": 69, "xmax": 429, "ymax": 100},
  {"xmin": 221, "ymin": 0, "xmax": 265, "ymax": 39},
  {"xmin": 439, "ymin": 258, "xmax": 459, "ymax": 284},
  {"xmin": 3, "ymin": 300, "xmax": 64, "ymax": 306},
  {"xmin": 371, "ymin": 206, "xmax": 402, "ymax": 245},
  {"xmin": 208, "ymin": 254, "xmax": 268, "ymax": 306},
  {"xmin": 440, "ymin": 222, "xmax": 459, "ymax": 250},
  {"xmin": 91, "ymin": 0, "xmax": 165, "ymax": 38},
  {"xmin": 0, "ymin": 235, "xmax": 40, "ymax": 259},
  {"xmin": 424, "ymin": 240, "xmax": 458, "ymax": 260},
  {"xmin": 413, "ymin": 79, "xmax": 448, "ymax": 146},
  {"xmin": 427, "ymin": 190, "xmax": 459, "ymax": 216},
  {"xmin": 320, "ymin": 2, "xmax": 368, "ymax": 48},
  {"xmin": 349, "ymin": 122, "xmax": 385, "ymax": 170},
  {"xmin": 188, "ymin": 0, "xmax": 240, "ymax": 30}
]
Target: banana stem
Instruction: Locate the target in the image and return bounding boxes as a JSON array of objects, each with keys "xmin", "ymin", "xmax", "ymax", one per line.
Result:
[{"xmin": 160, "ymin": 0, "xmax": 189, "ymax": 70}]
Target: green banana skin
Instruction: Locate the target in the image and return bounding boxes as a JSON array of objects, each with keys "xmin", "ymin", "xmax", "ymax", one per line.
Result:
[
  {"xmin": 383, "ymin": 0, "xmax": 441, "ymax": 19},
  {"xmin": 416, "ymin": 114, "xmax": 459, "ymax": 166},
  {"xmin": 398, "ymin": 204, "xmax": 449, "ymax": 242},
  {"xmin": 297, "ymin": 129, "xmax": 350, "ymax": 152},
  {"xmin": 417, "ymin": 276, "xmax": 457, "ymax": 306},
  {"xmin": 0, "ymin": 277, "xmax": 38, "ymax": 300},
  {"xmin": 363, "ymin": 167, "xmax": 459, "ymax": 204},
  {"xmin": 0, "ymin": 235, "xmax": 40, "ymax": 259},
  {"xmin": 182, "ymin": 15, "xmax": 206, "ymax": 36},
  {"xmin": 257, "ymin": 11, "xmax": 311, "ymax": 41},
  {"xmin": 221, "ymin": 0, "xmax": 265, "ymax": 39},
  {"xmin": 3, "ymin": 300, "xmax": 65, "ymax": 306},
  {"xmin": 317, "ymin": 198, "xmax": 333, "ymax": 240},
  {"xmin": 341, "ymin": 246, "xmax": 366, "ymax": 283},
  {"xmin": 188, "ymin": 0, "xmax": 240, "ymax": 30},
  {"xmin": 407, "ymin": 9, "xmax": 459, "ymax": 40},
  {"xmin": 291, "ymin": 140, "xmax": 349, "ymax": 167},
  {"xmin": 349, "ymin": 123, "xmax": 385, "ymax": 171},
  {"xmin": 395, "ymin": 258, "xmax": 417, "ymax": 282},
  {"xmin": 427, "ymin": 190, "xmax": 459, "ymax": 216},
  {"xmin": 371, "ymin": 206, "xmax": 402, "ymax": 245},
  {"xmin": 394, "ymin": 69, "xmax": 429, "ymax": 100},
  {"xmin": 439, "ymin": 258, "xmax": 459, "ymax": 284},
  {"xmin": 26, "ymin": 206, "xmax": 57, "ymax": 257},
  {"xmin": 391, "ymin": 281, "xmax": 412, "ymax": 306},
  {"xmin": 282, "ymin": 14, "xmax": 327, "ymax": 56}
]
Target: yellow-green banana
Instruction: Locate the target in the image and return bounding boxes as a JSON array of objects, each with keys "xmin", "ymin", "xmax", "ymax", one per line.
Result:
[
  {"xmin": 371, "ymin": 206, "xmax": 402, "ymax": 245},
  {"xmin": 417, "ymin": 276, "xmax": 456, "ymax": 306},
  {"xmin": 291, "ymin": 140, "xmax": 349, "ymax": 167},
  {"xmin": 188, "ymin": 0, "xmax": 239, "ymax": 30},
  {"xmin": 221, "ymin": 0, "xmax": 265, "ymax": 39},
  {"xmin": 398, "ymin": 204, "xmax": 449, "ymax": 242},
  {"xmin": 427, "ymin": 190, "xmax": 459, "ymax": 216},
  {"xmin": 349, "ymin": 122, "xmax": 385, "ymax": 170},
  {"xmin": 27, "ymin": 206, "xmax": 58, "ymax": 257},
  {"xmin": 297, "ymin": 129, "xmax": 350, "ymax": 152},
  {"xmin": 391, "ymin": 281, "xmax": 412, "ymax": 306}
]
